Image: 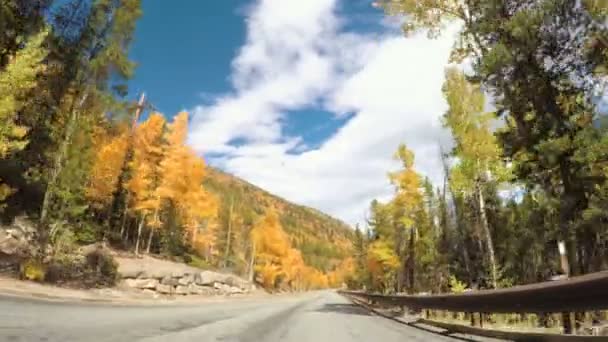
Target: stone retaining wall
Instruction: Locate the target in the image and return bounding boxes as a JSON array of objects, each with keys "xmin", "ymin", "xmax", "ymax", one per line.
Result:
[{"xmin": 116, "ymin": 256, "xmax": 253, "ymax": 297}]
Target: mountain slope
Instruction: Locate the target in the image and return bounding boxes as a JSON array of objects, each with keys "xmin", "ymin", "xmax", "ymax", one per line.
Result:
[{"xmin": 203, "ymin": 167, "xmax": 354, "ymax": 274}]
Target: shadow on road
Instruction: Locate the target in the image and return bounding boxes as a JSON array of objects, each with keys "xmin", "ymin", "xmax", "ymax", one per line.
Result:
[{"xmin": 313, "ymin": 303, "xmax": 373, "ymax": 316}]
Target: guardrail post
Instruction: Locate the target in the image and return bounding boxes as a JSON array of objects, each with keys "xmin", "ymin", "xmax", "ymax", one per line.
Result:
[{"xmin": 562, "ymin": 312, "xmax": 573, "ymax": 334}]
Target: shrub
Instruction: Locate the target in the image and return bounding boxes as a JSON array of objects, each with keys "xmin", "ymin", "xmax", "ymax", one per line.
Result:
[
  {"xmin": 44, "ymin": 249, "xmax": 118, "ymax": 288},
  {"xmin": 74, "ymin": 223, "xmax": 98, "ymax": 245},
  {"xmin": 44, "ymin": 257, "xmax": 82, "ymax": 284},
  {"xmin": 187, "ymin": 254, "xmax": 212, "ymax": 269},
  {"xmin": 20, "ymin": 259, "xmax": 46, "ymax": 282},
  {"xmin": 85, "ymin": 249, "xmax": 118, "ymax": 287},
  {"xmin": 448, "ymin": 275, "xmax": 467, "ymax": 293},
  {"xmin": 106, "ymin": 231, "xmax": 126, "ymax": 249}
]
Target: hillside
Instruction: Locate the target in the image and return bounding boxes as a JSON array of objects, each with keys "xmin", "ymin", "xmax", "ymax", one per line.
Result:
[{"xmin": 204, "ymin": 167, "xmax": 354, "ymax": 274}]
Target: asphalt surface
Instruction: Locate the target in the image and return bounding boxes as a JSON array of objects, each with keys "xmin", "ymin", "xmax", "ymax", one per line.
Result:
[{"xmin": 0, "ymin": 291, "xmax": 483, "ymax": 342}]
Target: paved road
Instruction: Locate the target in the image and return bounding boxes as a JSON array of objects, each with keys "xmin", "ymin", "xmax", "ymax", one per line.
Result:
[{"xmin": 0, "ymin": 291, "xmax": 482, "ymax": 341}]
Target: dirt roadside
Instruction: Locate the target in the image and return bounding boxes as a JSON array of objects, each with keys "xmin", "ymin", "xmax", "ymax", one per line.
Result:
[{"xmin": 0, "ymin": 275, "xmax": 270, "ymax": 305}]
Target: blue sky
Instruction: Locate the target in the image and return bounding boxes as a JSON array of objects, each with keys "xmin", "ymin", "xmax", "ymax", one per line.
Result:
[
  {"xmin": 128, "ymin": 0, "xmax": 380, "ymax": 146},
  {"xmin": 128, "ymin": 0, "xmax": 459, "ymax": 225}
]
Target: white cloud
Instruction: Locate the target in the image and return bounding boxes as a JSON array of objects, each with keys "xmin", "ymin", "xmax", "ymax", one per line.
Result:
[{"xmin": 188, "ymin": 0, "xmax": 457, "ymax": 226}]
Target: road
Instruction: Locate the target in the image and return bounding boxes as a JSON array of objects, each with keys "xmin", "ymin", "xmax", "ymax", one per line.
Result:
[{"xmin": 0, "ymin": 291, "xmax": 490, "ymax": 341}]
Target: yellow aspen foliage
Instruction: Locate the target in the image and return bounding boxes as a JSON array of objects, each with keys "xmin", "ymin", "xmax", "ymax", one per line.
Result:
[
  {"xmin": 86, "ymin": 125, "xmax": 129, "ymax": 208},
  {"xmin": 250, "ymin": 209, "xmax": 292, "ymax": 289},
  {"xmin": 282, "ymin": 248, "xmax": 306, "ymax": 290},
  {"xmin": 0, "ymin": 30, "xmax": 48, "ymax": 206},
  {"xmin": 251, "ymin": 209, "xmax": 290, "ymax": 262},
  {"xmin": 157, "ymin": 112, "xmax": 217, "ymax": 244},
  {"xmin": 366, "ymin": 239, "xmax": 400, "ymax": 291},
  {"xmin": 126, "ymin": 113, "xmax": 165, "ymax": 220},
  {"xmin": 192, "ymin": 219, "xmax": 220, "ymax": 261},
  {"xmin": 327, "ymin": 257, "xmax": 355, "ymax": 288},
  {"xmin": 389, "ymin": 144, "xmax": 423, "ymax": 228},
  {"xmin": 257, "ymin": 263, "xmax": 283, "ymax": 289},
  {"xmin": 249, "ymin": 208, "xmax": 336, "ymax": 291}
]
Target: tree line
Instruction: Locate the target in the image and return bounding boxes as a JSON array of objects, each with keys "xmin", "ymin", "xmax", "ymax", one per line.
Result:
[
  {"xmin": 350, "ymin": 0, "xmax": 608, "ymax": 293},
  {"xmin": 0, "ymin": 0, "xmax": 352, "ymax": 291}
]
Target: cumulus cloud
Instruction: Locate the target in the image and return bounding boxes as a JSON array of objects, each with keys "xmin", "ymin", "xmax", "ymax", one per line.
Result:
[{"xmin": 188, "ymin": 0, "xmax": 458, "ymax": 225}]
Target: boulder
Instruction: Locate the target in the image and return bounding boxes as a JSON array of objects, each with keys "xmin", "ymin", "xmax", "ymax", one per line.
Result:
[
  {"xmin": 142, "ymin": 289, "xmax": 160, "ymax": 298},
  {"xmin": 228, "ymin": 286, "xmax": 244, "ymax": 295},
  {"xmin": 155, "ymin": 283, "xmax": 173, "ymax": 294},
  {"xmin": 0, "ymin": 232, "xmax": 22, "ymax": 256},
  {"xmin": 196, "ymin": 271, "xmax": 222, "ymax": 286},
  {"xmin": 223, "ymin": 274, "xmax": 249, "ymax": 289},
  {"xmin": 124, "ymin": 278, "xmax": 159, "ymax": 289},
  {"xmin": 177, "ymin": 273, "xmax": 195, "ymax": 286},
  {"xmin": 0, "ymin": 216, "xmax": 37, "ymax": 257},
  {"xmin": 187, "ymin": 284, "xmax": 203, "ymax": 295},
  {"xmin": 214, "ymin": 282, "xmax": 232, "ymax": 294},
  {"xmin": 160, "ymin": 276, "xmax": 179, "ymax": 286},
  {"xmin": 175, "ymin": 285, "xmax": 189, "ymax": 295}
]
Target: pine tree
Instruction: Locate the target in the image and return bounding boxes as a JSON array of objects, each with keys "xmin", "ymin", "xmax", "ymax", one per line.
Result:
[{"xmin": 39, "ymin": 0, "xmax": 143, "ymax": 228}]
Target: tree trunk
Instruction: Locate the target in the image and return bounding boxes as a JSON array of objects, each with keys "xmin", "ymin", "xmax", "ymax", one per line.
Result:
[
  {"xmin": 39, "ymin": 93, "xmax": 87, "ymax": 239},
  {"xmin": 145, "ymin": 228, "xmax": 154, "ymax": 254},
  {"xmin": 248, "ymin": 240, "xmax": 256, "ymax": 283},
  {"xmin": 120, "ymin": 196, "xmax": 129, "ymax": 239},
  {"xmin": 396, "ymin": 223, "xmax": 405, "ymax": 293},
  {"xmin": 440, "ymin": 148, "xmax": 473, "ymax": 284},
  {"xmin": 477, "ymin": 184, "xmax": 498, "ymax": 289},
  {"xmin": 135, "ymin": 214, "xmax": 146, "ymax": 255},
  {"xmin": 406, "ymin": 227, "xmax": 416, "ymax": 293},
  {"xmin": 223, "ymin": 197, "xmax": 234, "ymax": 268}
]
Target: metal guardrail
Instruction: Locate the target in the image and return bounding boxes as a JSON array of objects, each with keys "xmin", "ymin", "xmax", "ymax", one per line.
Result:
[
  {"xmin": 343, "ymin": 293, "xmax": 607, "ymax": 341},
  {"xmin": 339, "ymin": 271, "xmax": 608, "ymax": 313}
]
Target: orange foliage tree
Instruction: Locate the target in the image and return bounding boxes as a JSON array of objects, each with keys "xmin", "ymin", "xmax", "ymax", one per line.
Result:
[
  {"xmin": 157, "ymin": 112, "xmax": 217, "ymax": 248},
  {"xmin": 86, "ymin": 125, "xmax": 129, "ymax": 211},
  {"xmin": 126, "ymin": 113, "xmax": 165, "ymax": 254},
  {"xmin": 250, "ymin": 209, "xmax": 291, "ymax": 289},
  {"xmin": 250, "ymin": 208, "xmax": 335, "ymax": 291}
]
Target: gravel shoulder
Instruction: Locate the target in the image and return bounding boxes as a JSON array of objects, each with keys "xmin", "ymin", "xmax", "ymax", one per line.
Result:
[{"xmin": 0, "ymin": 275, "xmax": 268, "ymax": 305}]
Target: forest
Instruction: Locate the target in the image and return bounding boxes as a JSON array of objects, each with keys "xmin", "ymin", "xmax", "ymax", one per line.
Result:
[
  {"xmin": 0, "ymin": 0, "xmax": 353, "ymax": 291},
  {"xmin": 349, "ymin": 0, "xmax": 608, "ymax": 294},
  {"xmin": 2, "ymin": 0, "xmax": 608, "ymax": 297}
]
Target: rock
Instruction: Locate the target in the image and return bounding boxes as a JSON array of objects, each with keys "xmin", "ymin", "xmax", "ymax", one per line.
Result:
[
  {"xmin": 228, "ymin": 286, "xmax": 244, "ymax": 295},
  {"xmin": 78, "ymin": 243, "xmax": 106, "ymax": 256},
  {"xmin": 214, "ymin": 282, "xmax": 232, "ymax": 294},
  {"xmin": 187, "ymin": 284, "xmax": 204, "ymax": 295},
  {"xmin": 223, "ymin": 274, "xmax": 249, "ymax": 289},
  {"xmin": 0, "ymin": 216, "xmax": 37, "ymax": 257},
  {"xmin": 175, "ymin": 285, "xmax": 189, "ymax": 295},
  {"xmin": 160, "ymin": 276, "xmax": 179, "ymax": 286},
  {"xmin": 12, "ymin": 216, "xmax": 36, "ymax": 235},
  {"xmin": 155, "ymin": 284, "xmax": 173, "ymax": 294},
  {"xmin": 185, "ymin": 284, "xmax": 215, "ymax": 296},
  {"xmin": 178, "ymin": 273, "xmax": 195, "ymax": 286},
  {"xmin": 0, "ymin": 232, "xmax": 22, "ymax": 255},
  {"xmin": 142, "ymin": 289, "xmax": 160, "ymax": 298},
  {"xmin": 124, "ymin": 278, "xmax": 159, "ymax": 289},
  {"xmin": 196, "ymin": 271, "xmax": 221, "ymax": 286}
]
